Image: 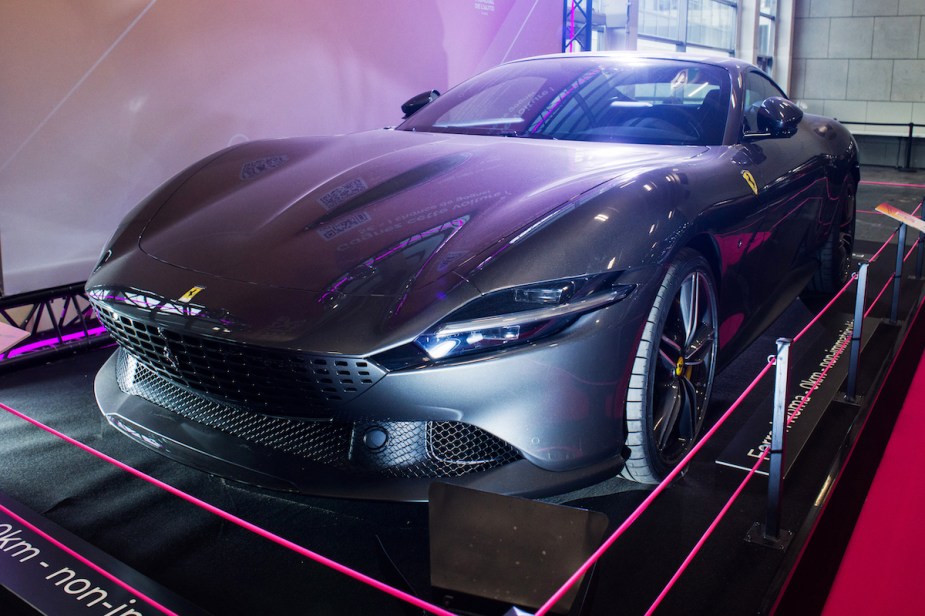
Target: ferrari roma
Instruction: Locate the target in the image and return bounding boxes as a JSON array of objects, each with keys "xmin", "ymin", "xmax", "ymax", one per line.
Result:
[{"xmin": 87, "ymin": 53, "xmax": 858, "ymax": 500}]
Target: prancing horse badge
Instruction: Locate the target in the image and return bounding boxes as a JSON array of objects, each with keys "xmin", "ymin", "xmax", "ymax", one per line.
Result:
[
  {"xmin": 178, "ymin": 286, "xmax": 206, "ymax": 303},
  {"xmin": 741, "ymin": 170, "xmax": 758, "ymax": 195}
]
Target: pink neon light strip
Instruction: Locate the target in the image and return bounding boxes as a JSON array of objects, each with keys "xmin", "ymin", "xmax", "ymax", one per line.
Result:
[
  {"xmin": 5, "ymin": 326, "xmax": 108, "ymax": 358},
  {"xmin": 0, "ymin": 501, "xmax": 178, "ymax": 615},
  {"xmin": 0, "ymin": 402, "xmax": 455, "ymax": 616},
  {"xmin": 861, "ymin": 180, "xmax": 925, "ymax": 190}
]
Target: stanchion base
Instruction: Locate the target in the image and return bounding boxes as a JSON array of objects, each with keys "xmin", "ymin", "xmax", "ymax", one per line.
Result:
[
  {"xmin": 745, "ymin": 522, "xmax": 794, "ymax": 551},
  {"xmin": 837, "ymin": 393, "xmax": 864, "ymax": 406}
]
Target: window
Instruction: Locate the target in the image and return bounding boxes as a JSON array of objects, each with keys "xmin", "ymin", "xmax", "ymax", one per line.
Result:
[
  {"xmin": 639, "ymin": 0, "xmax": 682, "ymax": 41},
  {"xmin": 757, "ymin": 0, "xmax": 777, "ymax": 73},
  {"xmin": 686, "ymin": 0, "xmax": 736, "ymax": 50},
  {"xmin": 399, "ymin": 58, "xmax": 730, "ymax": 146},
  {"xmin": 636, "ymin": 0, "xmax": 737, "ymax": 55},
  {"xmin": 742, "ymin": 70, "xmax": 786, "ymax": 134}
]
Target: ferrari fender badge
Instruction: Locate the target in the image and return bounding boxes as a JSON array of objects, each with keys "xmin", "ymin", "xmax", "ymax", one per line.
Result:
[
  {"xmin": 178, "ymin": 286, "xmax": 206, "ymax": 303},
  {"xmin": 741, "ymin": 170, "xmax": 758, "ymax": 196}
]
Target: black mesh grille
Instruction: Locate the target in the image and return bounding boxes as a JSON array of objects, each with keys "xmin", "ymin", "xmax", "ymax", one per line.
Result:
[
  {"xmin": 92, "ymin": 301, "xmax": 385, "ymax": 415},
  {"xmin": 116, "ymin": 349, "xmax": 352, "ymax": 465},
  {"xmin": 115, "ymin": 349, "xmax": 521, "ymax": 479}
]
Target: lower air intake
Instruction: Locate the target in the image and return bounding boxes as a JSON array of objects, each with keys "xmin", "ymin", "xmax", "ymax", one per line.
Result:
[{"xmin": 114, "ymin": 349, "xmax": 522, "ymax": 479}]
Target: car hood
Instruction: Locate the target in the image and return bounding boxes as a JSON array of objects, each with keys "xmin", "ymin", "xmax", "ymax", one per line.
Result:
[{"xmin": 140, "ymin": 129, "xmax": 705, "ymax": 295}]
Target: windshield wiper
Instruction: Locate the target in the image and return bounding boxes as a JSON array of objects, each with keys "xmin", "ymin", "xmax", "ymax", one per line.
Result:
[{"xmin": 498, "ymin": 130, "xmax": 558, "ymax": 140}]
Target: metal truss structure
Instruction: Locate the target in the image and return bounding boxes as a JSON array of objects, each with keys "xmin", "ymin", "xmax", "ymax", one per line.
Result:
[
  {"xmin": 0, "ymin": 282, "xmax": 109, "ymax": 372},
  {"xmin": 563, "ymin": 0, "xmax": 594, "ymax": 52}
]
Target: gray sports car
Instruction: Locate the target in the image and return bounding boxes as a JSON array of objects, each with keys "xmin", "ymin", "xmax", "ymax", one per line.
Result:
[{"xmin": 87, "ymin": 53, "xmax": 858, "ymax": 500}]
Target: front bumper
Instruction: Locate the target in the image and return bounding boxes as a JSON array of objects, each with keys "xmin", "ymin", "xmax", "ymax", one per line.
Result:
[
  {"xmin": 89, "ymin": 269, "xmax": 653, "ymax": 500},
  {"xmin": 95, "ymin": 349, "xmax": 623, "ymax": 501}
]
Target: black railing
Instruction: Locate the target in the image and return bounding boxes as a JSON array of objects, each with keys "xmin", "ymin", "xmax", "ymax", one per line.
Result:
[{"xmin": 837, "ymin": 120, "xmax": 925, "ymax": 171}]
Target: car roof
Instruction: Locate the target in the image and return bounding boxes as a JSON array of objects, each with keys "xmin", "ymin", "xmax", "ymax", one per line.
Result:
[{"xmin": 508, "ymin": 51, "xmax": 754, "ymax": 75}]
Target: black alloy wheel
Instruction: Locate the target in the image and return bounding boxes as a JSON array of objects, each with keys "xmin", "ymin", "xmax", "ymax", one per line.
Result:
[{"xmin": 621, "ymin": 248, "xmax": 718, "ymax": 484}]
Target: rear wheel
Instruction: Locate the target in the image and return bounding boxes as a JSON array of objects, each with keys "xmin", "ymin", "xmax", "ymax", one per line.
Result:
[
  {"xmin": 806, "ymin": 182, "xmax": 856, "ymax": 295},
  {"xmin": 621, "ymin": 248, "xmax": 718, "ymax": 484}
]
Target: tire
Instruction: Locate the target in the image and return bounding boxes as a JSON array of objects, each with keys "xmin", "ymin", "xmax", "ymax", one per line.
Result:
[
  {"xmin": 621, "ymin": 248, "xmax": 718, "ymax": 484},
  {"xmin": 806, "ymin": 182, "xmax": 856, "ymax": 295}
]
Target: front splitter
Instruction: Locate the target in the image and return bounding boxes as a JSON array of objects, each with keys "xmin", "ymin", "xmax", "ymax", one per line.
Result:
[{"xmin": 93, "ymin": 351, "xmax": 623, "ymax": 501}]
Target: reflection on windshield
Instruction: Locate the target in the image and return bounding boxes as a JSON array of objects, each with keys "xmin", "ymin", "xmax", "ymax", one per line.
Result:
[{"xmin": 399, "ymin": 58, "xmax": 730, "ymax": 146}]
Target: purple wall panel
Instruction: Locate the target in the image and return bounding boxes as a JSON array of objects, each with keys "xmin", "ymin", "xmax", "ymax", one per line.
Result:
[{"xmin": 0, "ymin": 0, "xmax": 559, "ymax": 294}]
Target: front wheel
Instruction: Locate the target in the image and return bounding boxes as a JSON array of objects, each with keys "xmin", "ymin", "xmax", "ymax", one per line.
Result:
[{"xmin": 621, "ymin": 248, "xmax": 718, "ymax": 484}]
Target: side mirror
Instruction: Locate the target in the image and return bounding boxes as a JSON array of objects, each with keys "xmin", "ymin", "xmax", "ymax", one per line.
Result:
[
  {"xmin": 752, "ymin": 96, "xmax": 803, "ymax": 138},
  {"xmin": 401, "ymin": 90, "xmax": 440, "ymax": 119}
]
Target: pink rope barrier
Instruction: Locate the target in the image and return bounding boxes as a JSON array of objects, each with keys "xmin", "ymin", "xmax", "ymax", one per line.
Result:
[
  {"xmin": 865, "ymin": 224, "xmax": 922, "ymax": 319},
  {"xmin": 639, "ymin": 202, "xmax": 925, "ymax": 612},
  {"xmin": 646, "ymin": 329, "xmax": 854, "ymax": 614},
  {"xmin": 534, "ymin": 361, "xmax": 776, "ymax": 615},
  {"xmin": 1, "ymin": 200, "xmax": 918, "ymax": 616},
  {"xmin": 867, "ymin": 275, "xmax": 894, "ymax": 318},
  {"xmin": 541, "ymin": 198, "xmax": 923, "ymax": 615},
  {"xmin": 646, "ymin": 446, "xmax": 766, "ymax": 615},
  {"xmin": 0, "ymin": 402, "xmax": 456, "ymax": 616},
  {"xmin": 869, "ymin": 228, "xmax": 899, "ymax": 263},
  {"xmin": 792, "ymin": 273, "xmax": 857, "ymax": 343}
]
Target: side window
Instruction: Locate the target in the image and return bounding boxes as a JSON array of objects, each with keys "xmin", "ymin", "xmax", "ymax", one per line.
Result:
[{"xmin": 743, "ymin": 71, "xmax": 787, "ymax": 134}]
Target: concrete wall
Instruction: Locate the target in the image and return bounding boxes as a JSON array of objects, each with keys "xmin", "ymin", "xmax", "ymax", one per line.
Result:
[{"xmin": 791, "ymin": 0, "xmax": 925, "ymax": 141}]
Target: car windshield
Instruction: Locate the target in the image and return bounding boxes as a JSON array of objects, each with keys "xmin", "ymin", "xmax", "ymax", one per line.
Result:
[{"xmin": 398, "ymin": 57, "xmax": 730, "ymax": 146}]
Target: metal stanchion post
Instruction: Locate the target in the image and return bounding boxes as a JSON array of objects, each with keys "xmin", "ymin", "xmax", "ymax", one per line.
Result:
[
  {"xmin": 764, "ymin": 337, "xmax": 791, "ymax": 542},
  {"xmin": 905, "ymin": 122, "xmax": 915, "ymax": 171},
  {"xmin": 746, "ymin": 337, "xmax": 794, "ymax": 548},
  {"xmin": 845, "ymin": 262, "xmax": 869, "ymax": 403},
  {"xmin": 891, "ymin": 223, "xmax": 907, "ymax": 324},
  {"xmin": 917, "ymin": 198, "xmax": 924, "ymax": 279}
]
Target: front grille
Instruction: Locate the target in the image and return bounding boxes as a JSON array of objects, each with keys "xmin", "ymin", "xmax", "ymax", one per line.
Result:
[
  {"xmin": 92, "ymin": 301, "xmax": 385, "ymax": 415},
  {"xmin": 115, "ymin": 349, "xmax": 522, "ymax": 479}
]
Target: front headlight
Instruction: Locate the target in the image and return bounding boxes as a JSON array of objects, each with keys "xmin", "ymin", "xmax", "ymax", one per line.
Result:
[{"xmin": 413, "ymin": 275, "xmax": 634, "ymax": 361}]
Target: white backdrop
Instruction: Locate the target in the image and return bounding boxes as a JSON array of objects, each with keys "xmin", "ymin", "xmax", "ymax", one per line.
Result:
[{"xmin": 0, "ymin": 0, "xmax": 560, "ymax": 295}]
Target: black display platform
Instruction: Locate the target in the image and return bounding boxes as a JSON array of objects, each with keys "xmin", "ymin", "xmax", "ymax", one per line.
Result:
[
  {"xmin": 2, "ymin": 170, "xmax": 923, "ymax": 615},
  {"xmin": 0, "ymin": 490, "xmax": 206, "ymax": 615},
  {"xmin": 2, "ymin": 263, "xmax": 920, "ymax": 615}
]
